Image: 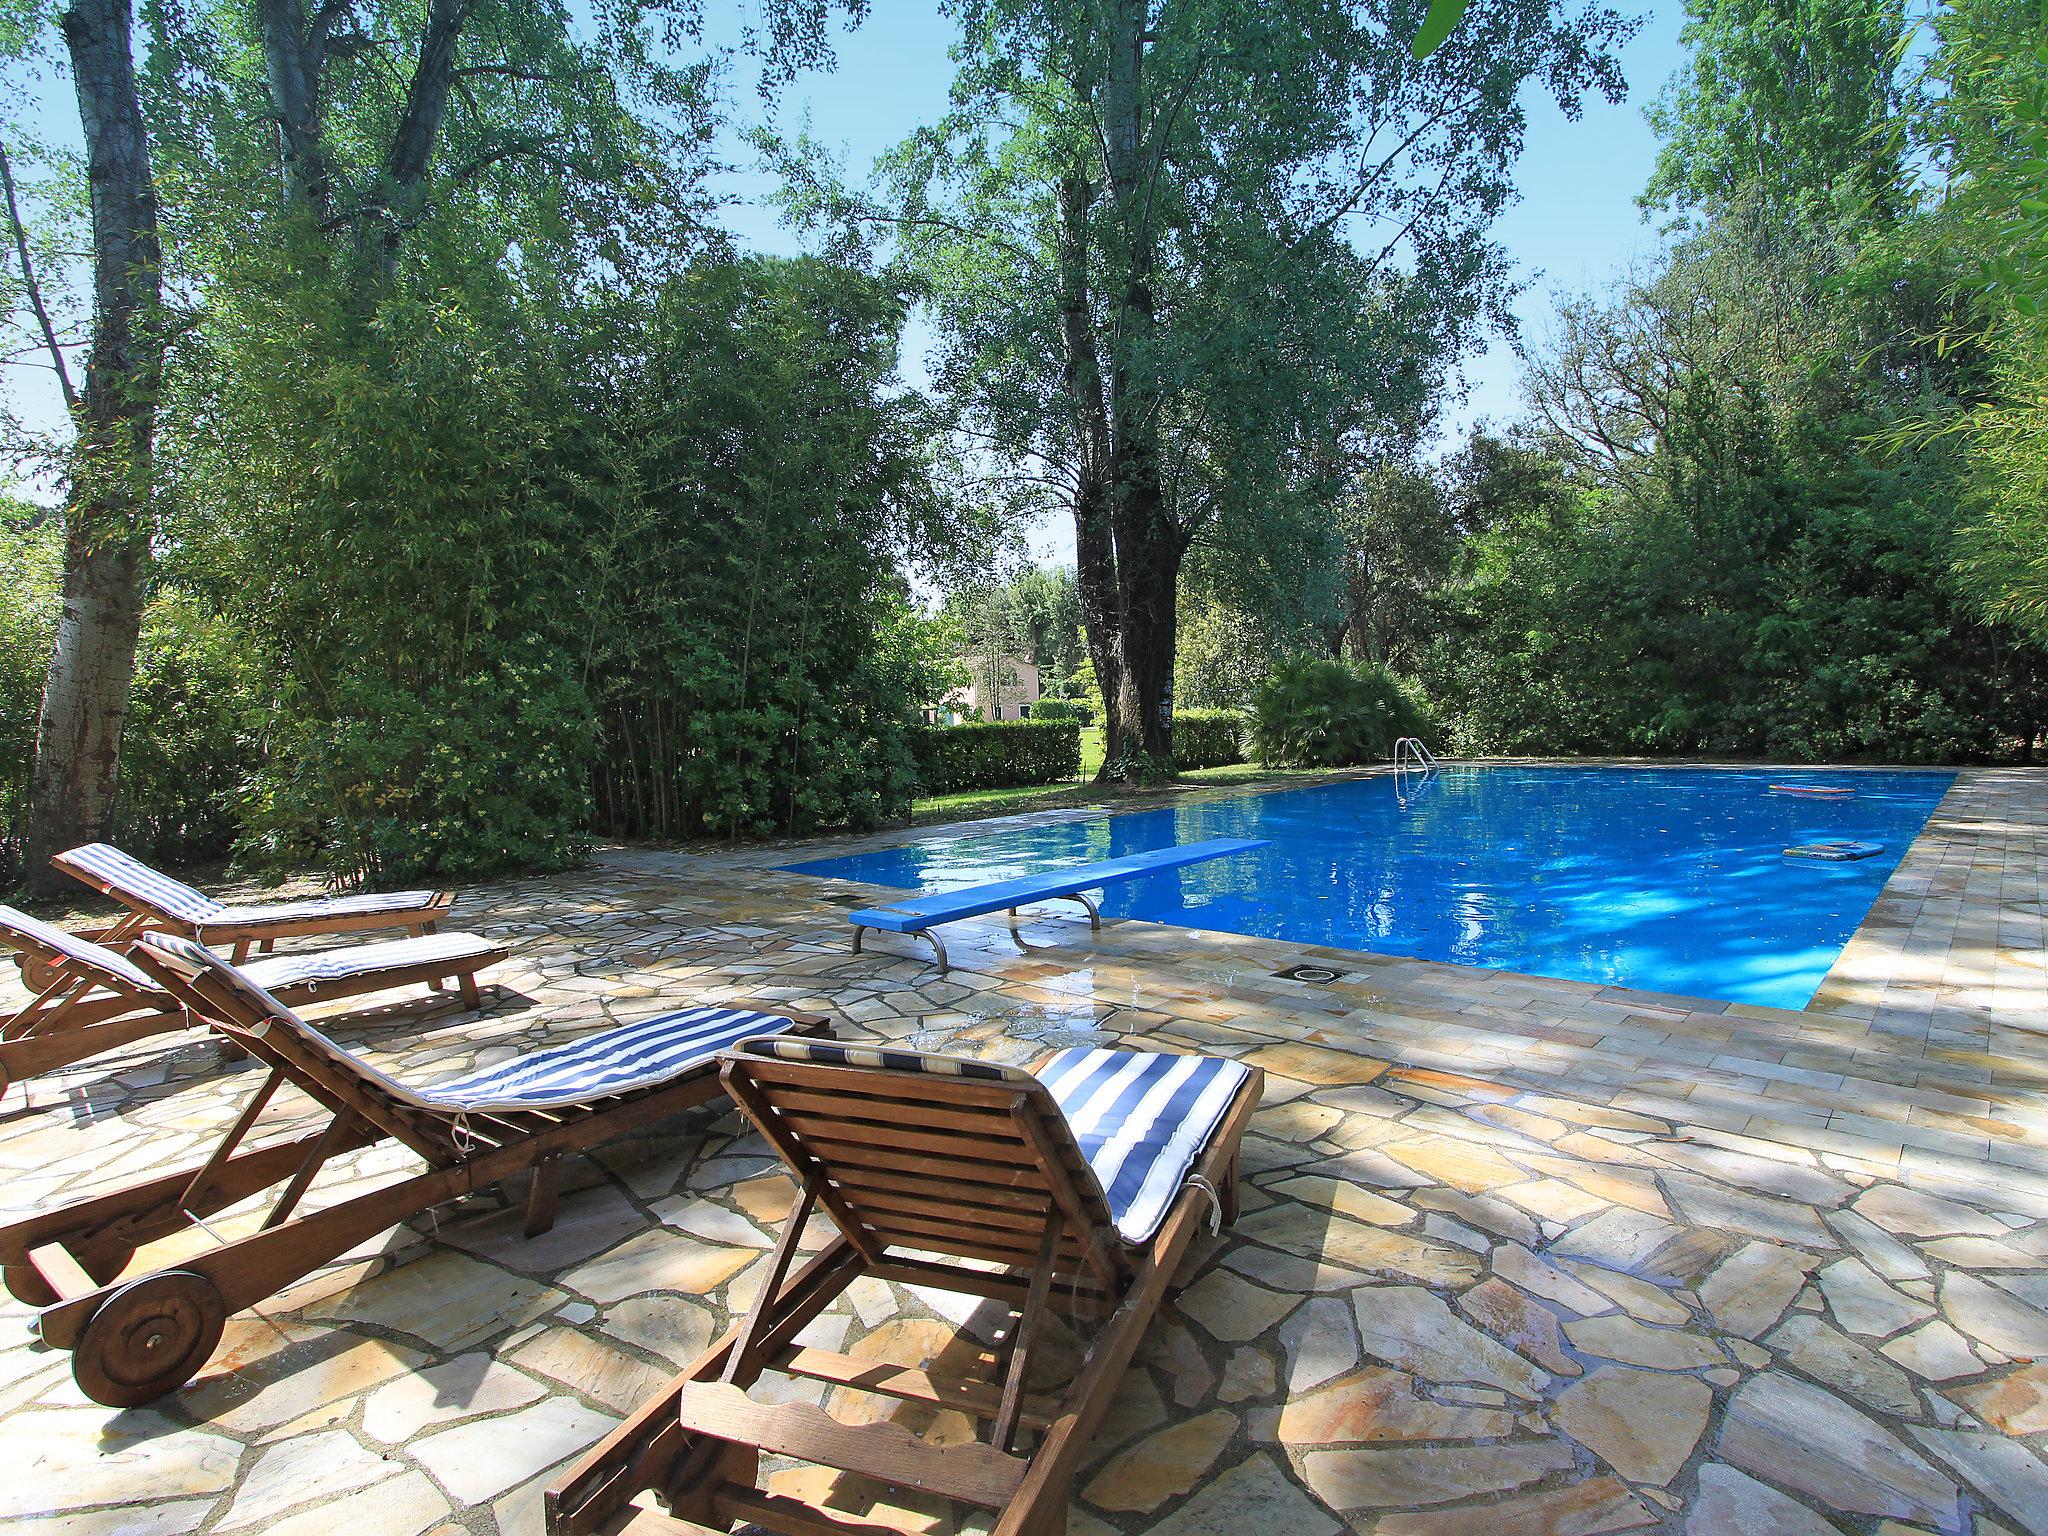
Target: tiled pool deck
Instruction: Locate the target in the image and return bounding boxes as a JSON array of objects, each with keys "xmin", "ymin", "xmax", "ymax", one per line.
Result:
[{"xmin": 3, "ymin": 764, "xmax": 2047, "ymax": 1534}]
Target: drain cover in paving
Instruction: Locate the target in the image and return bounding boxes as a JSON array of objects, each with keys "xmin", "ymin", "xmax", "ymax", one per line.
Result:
[{"xmin": 1274, "ymin": 963, "xmax": 1347, "ymax": 985}]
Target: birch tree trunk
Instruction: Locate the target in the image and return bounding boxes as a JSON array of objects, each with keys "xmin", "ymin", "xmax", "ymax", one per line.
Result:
[{"xmin": 22, "ymin": 0, "xmax": 163, "ymax": 892}]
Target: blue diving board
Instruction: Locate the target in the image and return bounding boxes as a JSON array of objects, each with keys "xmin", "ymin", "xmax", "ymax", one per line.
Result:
[{"xmin": 848, "ymin": 836, "xmax": 1268, "ymax": 975}]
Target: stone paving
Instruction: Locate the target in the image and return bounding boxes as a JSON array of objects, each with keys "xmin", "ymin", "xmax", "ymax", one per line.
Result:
[{"xmin": 3, "ymin": 764, "xmax": 2047, "ymax": 1535}]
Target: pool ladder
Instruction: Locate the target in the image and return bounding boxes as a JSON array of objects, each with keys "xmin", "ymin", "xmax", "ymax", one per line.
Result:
[
  {"xmin": 1393, "ymin": 736, "xmax": 1439, "ymax": 807},
  {"xmin": 1393, "ymin": 736, "xmax": 1438, "ymax": 774}
]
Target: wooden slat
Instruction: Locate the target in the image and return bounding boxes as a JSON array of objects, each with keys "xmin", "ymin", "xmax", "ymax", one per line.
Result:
[
  {"xmin": 833, "ymin": 1186, "xmax": 1048, "ymax": 1237},
  {"xmin": 673, "ymin": 1382, "xmax": 1026, "ymax": 1509},
  {"xmin": 779, "ymin": 1114, "xmax": 1030, "ymax": 1164},
  {"xmin": 793, "ymin": 1138, "xmax": 1046, "ymax": 1190},
  {"xmin": 711, "ymin": 1485, "xmax": 918, "ymax": 1536},
  {"xmin": 876, "ymin": 1232, "xmax": 1090, "ymax": 1274},
  {"xmin": 737, "ymin": 1058, "xmax": 1033, "ymax": 1113},
  {"xmin": 853, "ymin": 1213, "xmax": 1093, "ymax": 1271},
  {"xmin": 862, "ymin": 1214, "xmax": 1046, "ymax": 1261},
  {"xmin": 829, "ymin": 1167, "xmax": 1049, "ymax": 1214},
  {"xmin": 27, "ymin": 1241, "xmax": 96, "ymax": 1302},
  {"xmin": 763, "ymin": 1087, "xmax": 1026, "ymax": 1139},
  {"xmin": 775, "ymin": 1346, "xmax": 1056, "ymax": 1430},
  {"xmin": 867, "ymin": 1258, "xmax": 1033, "ymax": 1307},
  {"xmin": 867, "ymin": 1257, "xmax": 1115, "ymax": 1328}
]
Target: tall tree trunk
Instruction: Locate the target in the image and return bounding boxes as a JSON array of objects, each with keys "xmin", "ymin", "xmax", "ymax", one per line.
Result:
[
  {"xmin": 377, "ymin": 0, "xmax": 470, "ymax": 280},
  {"xmin": 1099, "ymin": 0, "xmax": 1176, "ymax": 770},
  {"xmin": 22, "ymin": 0, "xmax": 164, "ymax": 893},
  {"xmin": 1114, "ymin": 509, "xmax": 1180, "ymax": 759},
  {"xmin": 254, "ymin": 0, "xmax": 473, "ymax": 284},
  {"xmin": 1053, "ymin": 165, "xmax": 1128, "ymax": 772},
  {"xmin": 256, "ymin": 0, "xmax": 335, "ymax": 219}
]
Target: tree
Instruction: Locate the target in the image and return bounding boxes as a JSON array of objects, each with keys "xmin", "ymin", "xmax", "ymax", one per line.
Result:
[
  {"xmin": 22, "ymin": 0, "xmax": 165, "ymax": 893},
  {"xmin": 1008, "ymin": 564, "xmax": 1083, "ymax": 685},
  {"xmin": 1420, "ymin": 0, "xmax": 2048, "ymax": 764},
  {"xmin": 790, "ymin": 0, "xmax": 1630, "ymax": 778},
  {"xmin": 1909, "ymin": 0, "xmax": 2048, "ymax": 643},
  {"xmin": 1644, "ymin": 0, "xmax": 1910, "ymax": 233},
  {"xmin": 11, "ymin": 0, "xmax": 873, "ymax": 887},
  {"xmin": 1328, "ymin": 462, "xmax": 1461, "ymax": 669}
]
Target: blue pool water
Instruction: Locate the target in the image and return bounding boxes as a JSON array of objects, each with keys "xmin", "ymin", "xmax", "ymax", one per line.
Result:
[{"xmin": 780, "ymin": 766, "xmax": 1956, "ymax": 1009}]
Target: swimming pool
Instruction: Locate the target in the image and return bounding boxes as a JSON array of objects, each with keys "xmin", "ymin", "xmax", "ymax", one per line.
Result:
[{"xmin": 779, "ymin": 765, "xmax": 1955, "ymax": 1009}]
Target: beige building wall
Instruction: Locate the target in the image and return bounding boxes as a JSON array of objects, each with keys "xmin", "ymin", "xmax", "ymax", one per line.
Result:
[{"xmin": 936, "ymin": 654, "xmax": 1043, "ymax": 722}]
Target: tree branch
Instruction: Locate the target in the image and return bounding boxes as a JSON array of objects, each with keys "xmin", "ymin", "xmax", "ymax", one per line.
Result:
[{"xmin": 0, "ymin": 139, "xmax": 77, "ymax": 413}]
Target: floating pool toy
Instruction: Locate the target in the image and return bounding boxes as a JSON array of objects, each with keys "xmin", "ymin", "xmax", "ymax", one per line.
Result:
[
  {"xmin": 1770, "ymin": 783, "xmax": 1854, "ymax": 797},
  {"xmin": 1785, "ymin": 840, "xmax": 1884, "ymax": 861}
]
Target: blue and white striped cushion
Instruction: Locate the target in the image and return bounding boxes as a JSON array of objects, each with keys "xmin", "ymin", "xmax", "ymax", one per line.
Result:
[
  {"xmin": 240, "ymin": 931, "xmax": 497, "ymax": 991},
  {"xmin": 0, "ymin": 902, "xmax": 162, "ymax": 994},
  {"xmin": 1036, "ymin": 1048, "xmax": 1253, "ymax": 1245},
  {"xmin": 209, "ymin": 889, "xmax": 442, "ymax": 926},
  {"xmin": 424, "ymin": 1006, "xmax": 801, "ymax": 1110},
  {"xmin": 62, "ymin": 843, "xmax": 223, "ymax": 921}
]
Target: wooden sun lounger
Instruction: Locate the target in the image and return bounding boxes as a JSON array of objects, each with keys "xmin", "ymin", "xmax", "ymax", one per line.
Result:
[
  {"xmin": 0, "ymin": 932, "xmax": 829, "ymax": 1407},
  {"xmin": 548, "ymin": 1034, "xmax": 1262, "ymax": 1536},
  {"xmin": 846, "ymin": 836, "xmax": 1268, "ymax": 974},
  {"xmin": 0, "ymin": 904, "xmax": 506, "ymax": 1097},
  {"xmin": 44, "ymin": 841, "xmax": 456, "ymax": 965}
]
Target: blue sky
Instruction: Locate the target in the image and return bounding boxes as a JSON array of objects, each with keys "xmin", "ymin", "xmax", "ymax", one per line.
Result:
[{"xmin": 4, "ymin": 2, "xmax": 1690, "ymax": 536}]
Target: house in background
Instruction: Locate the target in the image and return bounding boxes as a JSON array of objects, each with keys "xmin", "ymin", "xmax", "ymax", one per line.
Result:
[{"xmin": 932, "ymin": 653, "xmax": 1042, "ymax": 722}]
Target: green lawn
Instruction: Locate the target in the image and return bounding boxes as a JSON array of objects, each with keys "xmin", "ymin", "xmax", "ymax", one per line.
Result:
[{"xmin": 907, "ymin": 726, "xmax": 1329, "ymax": 825}]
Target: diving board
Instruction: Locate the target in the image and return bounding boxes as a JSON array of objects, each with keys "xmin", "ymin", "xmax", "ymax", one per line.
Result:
[{"xmin": 847, "ymin": 836, "xmax": 1268, "ymax": 975}]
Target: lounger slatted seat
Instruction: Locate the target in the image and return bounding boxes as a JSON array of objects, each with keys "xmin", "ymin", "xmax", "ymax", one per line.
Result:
[
  {"xmin": 548, "ymin": 1034, "xmax": 1261, "ymax": 1536},
  {"xmin": 46, "ymin": 842, "xmax": 454, "ymax": 962},
  {"xmin": 846, "ymin": 835, "xmax": 1268, "ymax": 974},
  {"xmin": 0, "ymin": 932, "xmax": 829, "ymax": 1407},
  {"xmin": 0, "ymin": 904, "xmax": 505, "ymax": 1096}
]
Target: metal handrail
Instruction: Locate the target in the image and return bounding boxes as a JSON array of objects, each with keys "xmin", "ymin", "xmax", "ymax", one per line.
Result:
[
  {"xmin": 1393, "ymin": 736, "xmax": 1438, "ymax": 773},
  {"xmin": 1392, "ymin": 736, "xmax": 1438, "ymax": 809}
]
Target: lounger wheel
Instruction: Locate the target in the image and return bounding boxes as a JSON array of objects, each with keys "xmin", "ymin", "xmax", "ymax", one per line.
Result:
[
  {"xmin": 13, "ymin": 952, "xmax": 57, "ymax": 994},
  {"xmin": 72, "ymin": 1270, "xmax": 225, "ymax": 1407},
  {"xmin": 3, "ymin": 1241, "xmax": 133, "ymax": 1308}
]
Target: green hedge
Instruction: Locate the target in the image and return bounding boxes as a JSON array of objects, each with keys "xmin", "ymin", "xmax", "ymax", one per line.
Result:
[
  {"xmin": 1031, "ymin": 698, "xmax": 1093, "ymax": 726},
  {"xmin": 1174, "ymin": 708, "xmax": 1248, "ymax": 769},
  {"xmin": 912, "ymin": 719, "xmax": 1081, "ymax": 793}
]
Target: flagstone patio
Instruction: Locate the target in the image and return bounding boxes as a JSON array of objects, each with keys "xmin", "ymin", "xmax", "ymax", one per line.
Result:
[{"xmin": 4, "ymin": 764, "xmax": 2047, "ymax": 1535}]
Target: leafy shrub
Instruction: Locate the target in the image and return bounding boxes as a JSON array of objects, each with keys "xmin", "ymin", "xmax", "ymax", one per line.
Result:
[
  {"xmin": 0, "ymin": 517, "xmax": 59, "ymax": 879},
  {"xmin": 241, "ymin": 640, "xmax": 595, "ymax": 886},
  {"xmin": 1173, "ymin": 708, "xmax": 1248, "ymax": 769},
  {"xmin": 115, "ymin": 593, "xmax": 266, "ymax": 867},
  {"xmin": 1252, "ymin": 657, "xmax": 1433, "ymax": 767},
  {"xmin": 912, "ymin": 720, "xmax": 1081, "ymax": 793},
  {"xmin": 1031, "ymin": 697, "xmax": 1092, "ymax": 725}
]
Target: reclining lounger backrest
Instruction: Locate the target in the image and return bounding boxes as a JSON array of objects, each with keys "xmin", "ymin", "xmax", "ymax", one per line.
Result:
[
  {"xmin": 0, "ymin": 904, "xmax": 167, "ymax": 1002},
  {"xmin": 726, "ymin": 1036, "xmax": 1130, "ymax": 1293}
]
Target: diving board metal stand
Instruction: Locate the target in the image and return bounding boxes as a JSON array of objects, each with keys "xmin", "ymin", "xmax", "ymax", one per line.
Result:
[{"xmin": 846, "ymin": 836, "xmax": 1268, "ymax": 975}]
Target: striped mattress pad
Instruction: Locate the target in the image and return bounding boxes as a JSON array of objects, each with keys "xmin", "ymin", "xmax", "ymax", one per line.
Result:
[
  {"xmin": 0, "ymin": 903, "xmax": 161, "ymax": 993},
  {"xmin": 135, "ymin": 931, "xmax": 809, "ymax": 1115},
  {"xmin": 59, "ymin": 842, "xmax": 440, "ymax": 927}
]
